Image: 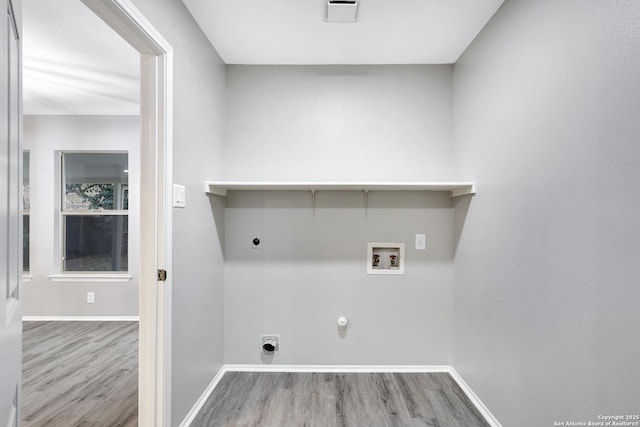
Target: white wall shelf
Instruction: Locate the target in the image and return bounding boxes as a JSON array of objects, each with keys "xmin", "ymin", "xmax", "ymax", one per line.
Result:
[{"xmin": 204, "ymin": 181, "xmax": 476, "ymax": 198}]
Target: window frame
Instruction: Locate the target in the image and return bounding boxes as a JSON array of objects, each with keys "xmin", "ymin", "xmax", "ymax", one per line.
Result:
[{"xmin": 58, "ymin": 151, "xmax": 130, "ymax": 275}]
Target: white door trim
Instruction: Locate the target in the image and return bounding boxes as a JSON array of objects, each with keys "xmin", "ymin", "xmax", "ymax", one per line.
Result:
[{"xmin": 81, "ymin": 1, "xmax": 173, "ymax": 426}]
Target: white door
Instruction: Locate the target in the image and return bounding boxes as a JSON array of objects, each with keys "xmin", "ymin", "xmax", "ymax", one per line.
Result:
[{"xmin": 0, "ymin": 0, "xmax": 22, "ymax": 426}]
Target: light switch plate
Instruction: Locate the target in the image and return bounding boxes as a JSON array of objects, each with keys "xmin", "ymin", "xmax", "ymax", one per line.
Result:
[
  {"xmin": 173, "ymin": 184, "xmax": 186, "ymax": 208},
  {"xmin": 415, "ymin": 234, "xmax": 426, "ymax": 250}
]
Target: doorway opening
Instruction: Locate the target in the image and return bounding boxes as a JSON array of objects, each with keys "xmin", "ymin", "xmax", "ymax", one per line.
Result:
[{"xmin": 21, "ymin": 0, "xmax": 172, "ymax": 425}]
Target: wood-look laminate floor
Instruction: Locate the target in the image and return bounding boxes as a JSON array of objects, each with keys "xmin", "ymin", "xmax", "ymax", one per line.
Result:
[
  {"xmin": 22, "ymin": 321, "xmax": 138, "ymax": 427},
  {"xmin": 192, "ymin": 371, "xmax": 490, "ymax": 427}
]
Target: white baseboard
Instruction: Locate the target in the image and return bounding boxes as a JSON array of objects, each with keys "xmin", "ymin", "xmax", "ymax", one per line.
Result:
[
  {"xmin": 224, "ymin": 364, "xmax": 450, "ymax": 373},
  {"xmin": 179, "ymin": 364, "xmax": 500, "ymax": 427},
  {"xmin": 179, "ymin": 367, "xmax": 227, "ymax": 427},
  {"xmin": 22, "ymin": 316, "xmax": 140, "ymax": 322},
  {"xmin": 449, "ymin": 368, "xmax": 502, "ymax": 427}
]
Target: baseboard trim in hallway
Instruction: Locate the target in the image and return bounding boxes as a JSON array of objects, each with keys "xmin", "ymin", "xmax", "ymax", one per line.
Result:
[
  {"xmin": 179, "ymin": 364, "xmax": 503, "ymax": 427},
  {"xmin": 22, "ymin": 316, "xmax": 140, "ymax": 321}
]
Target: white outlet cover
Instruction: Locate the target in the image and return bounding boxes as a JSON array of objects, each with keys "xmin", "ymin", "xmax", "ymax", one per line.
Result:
[{"xmin": 415, "ymin": 234, "xmax": 426, "ymax": 250}]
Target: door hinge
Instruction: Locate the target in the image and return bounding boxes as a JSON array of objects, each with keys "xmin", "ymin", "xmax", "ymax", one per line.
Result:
[{"xmin": 157, "ymin": 269, "xmax": 167, "ymax": 281}]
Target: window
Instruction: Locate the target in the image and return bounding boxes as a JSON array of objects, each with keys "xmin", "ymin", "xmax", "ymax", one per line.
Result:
[
  {"xmin": 61, "ymin": 153, "xmax": 128, "ymax": 272},
  {"xmin": 23, "ymin": 151, "xmax": 30, "ymax": 272}
]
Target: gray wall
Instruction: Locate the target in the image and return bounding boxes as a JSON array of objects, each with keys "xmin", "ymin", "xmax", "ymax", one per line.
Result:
[
  {"xmin": 22, "ymin": 115, "xmax": 140, "ymax": 317},
  {"xmin": 223, "ymin": 65, "xmax": 456, "ymax": 365},
  {"xmin": 451, "ymin": 0, "xmax": 640, "ymax": 425},
  {"xmin": 225, "ymin": 65, "xmax": 453, "ymax": 181},
  {"xmin": 128, "ymin": 0, "xmax": 227, "ymax": 425},
  {"xmin": 225, "ymin": 190, "xmax": 453, "ymax": 365}
]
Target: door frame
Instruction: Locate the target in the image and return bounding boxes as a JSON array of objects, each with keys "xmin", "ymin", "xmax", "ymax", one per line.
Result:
[{"xmin": 80, "ymin": 1, "xmax": 173, "ymax": 425}]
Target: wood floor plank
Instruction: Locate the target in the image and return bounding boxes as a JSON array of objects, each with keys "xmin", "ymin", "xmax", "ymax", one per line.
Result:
[
  {"xmin": 191, "ymin": 372, "xmax": 490, "ymax": 427},
  {"xmin": 22, "ymin": 321, "xmax": 138, "ymax": 427},
  {"xmin": 23, "ymin": 322, "xmax": 489, "ymax": 426}
]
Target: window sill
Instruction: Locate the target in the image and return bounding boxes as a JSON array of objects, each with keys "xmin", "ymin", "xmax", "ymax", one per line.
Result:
[
  {"xmin": 23, "ymin": 274, "xmax": 33, "ymax": 282},
  {"xmin": 48, "ymin": 273, "xmax": 132, "ymax": 283}
]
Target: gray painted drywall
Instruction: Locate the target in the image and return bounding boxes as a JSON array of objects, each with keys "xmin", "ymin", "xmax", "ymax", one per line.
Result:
[
  {"xmin": 452, "ymin": 1, "xmax": 640, "ymax": 425},
  {"xmin": 126, "ymin": 1, "xmax": 227, "ymax": 425},
  {"xmin": 225, "ymin": 65, "xmax": 453, "ymax": 181},
  {"xmin": 22, "ymin": 115, "xmax": 140, "ymax": 316},
  {"xmin": 223, "ymin": 65, "xmax": 456, "ymax": 365},
  {"xmin": 224, "ymin": 190, "xmax": 453, "ymax": 365}
]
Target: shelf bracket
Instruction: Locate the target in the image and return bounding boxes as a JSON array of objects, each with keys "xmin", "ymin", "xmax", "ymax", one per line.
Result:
[
  {"xmin": 310, "ymin": 189, "xmax": 316, "ymax": 210},
  {"xmin": 362, "ymin": 189, "xmax": 369, "ymax": 211}
]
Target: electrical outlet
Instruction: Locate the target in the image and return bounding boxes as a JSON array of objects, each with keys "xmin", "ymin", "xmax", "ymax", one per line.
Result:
[
  {"xmin": 251, "ymin": 236, "xmax": 262, "ymax": 249},
  {"xmin": 87, "ymin": 292, "xmax": 95, "ymax": 304},
  {"xmin": 261, "ymin": 335, "xmax": 279, "ymax": 355},
  {"xmin": 415, "ymin": 234, "xmax": 426, "ymax": 250}
]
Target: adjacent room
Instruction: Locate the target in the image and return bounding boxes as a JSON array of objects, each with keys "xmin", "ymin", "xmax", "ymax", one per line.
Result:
[
  {"xmin": 11, "ymin": 0, "xmax": 639, "ymax": 426},
  {"xmin": 20, "ymin": 0, "xmax": 140, "ymax": 425}
]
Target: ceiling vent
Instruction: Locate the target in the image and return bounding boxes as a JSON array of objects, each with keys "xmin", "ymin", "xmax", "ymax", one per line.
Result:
[{"xmin": 325, "ymin": 0, "xmax": 360, "ymax": 23}]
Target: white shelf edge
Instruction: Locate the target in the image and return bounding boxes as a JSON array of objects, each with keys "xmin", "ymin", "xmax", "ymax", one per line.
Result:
[{"xmin": 204, "ymin": 181, "xmax": 476, "ymax": 198}]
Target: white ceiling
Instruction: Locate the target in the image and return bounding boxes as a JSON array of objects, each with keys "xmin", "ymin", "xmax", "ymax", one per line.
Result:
[
  {"xmin": 22, "ymin": 0, "xmax": 504, "ymax": 115},
  {"xmin": 22, "ymin": 0, "xmax": 139, "ymax": 115},
  {"xmin": 183, "ymin": 0, "xmax": 505, "ymax": 64}
]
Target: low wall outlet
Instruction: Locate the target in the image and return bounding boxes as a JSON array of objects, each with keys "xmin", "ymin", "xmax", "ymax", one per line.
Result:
[
  {"xmin": 415, "ymin": 234, "xmax": 426, "ymax": 250},
  {"xmin": 251, "ymin": 236, "xmax": 261, "ymax": 249},
  {"xmin": 87, "ymin": 292, "xmax": 95, "ymax": 304}
]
